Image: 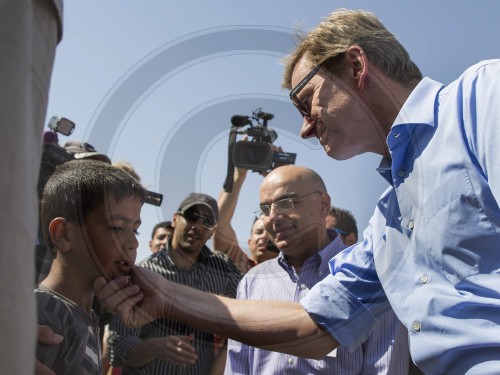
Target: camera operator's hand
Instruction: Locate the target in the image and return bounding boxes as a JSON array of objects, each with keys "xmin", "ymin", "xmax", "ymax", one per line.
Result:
[{"xmin": 258, "ymin": 144, "xmax": 284, "ymax": 177}]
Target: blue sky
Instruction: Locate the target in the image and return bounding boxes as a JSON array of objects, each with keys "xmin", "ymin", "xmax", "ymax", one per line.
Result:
[{"xmin": 46, "ymin": 1, "xmax": 500, "ymax": 262}]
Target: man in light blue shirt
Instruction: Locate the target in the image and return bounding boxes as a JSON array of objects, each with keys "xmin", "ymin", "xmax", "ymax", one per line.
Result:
[
  {"xmin": 94, "ymin": 8, "xmax": 500, "ymax": 375},
  {"xmin": 225, "ymin": 165, "xmax": 408, "ymax": 374},
  {"xmin": 281, "ymin": 9, "xmax": 500, "ymax": 373}
]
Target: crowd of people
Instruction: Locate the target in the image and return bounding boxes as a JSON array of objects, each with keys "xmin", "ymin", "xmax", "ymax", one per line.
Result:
[{"xmin": 1, "ymin": 3, "xmax": 499, "ymax": 375}]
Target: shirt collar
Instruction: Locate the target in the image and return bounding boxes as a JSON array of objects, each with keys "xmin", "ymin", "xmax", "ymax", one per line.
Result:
[
  {"xmin": 376, "ymin": 77, "xmax": 444, "ymax": 183},
  {"xmin": 392, "ymin": 77, "xmax": 443, "ymax": 128}
]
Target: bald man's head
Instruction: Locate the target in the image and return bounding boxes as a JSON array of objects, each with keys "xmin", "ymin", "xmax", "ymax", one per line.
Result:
[{"xmin": 258, "ymin": 165, "xmax": 331, "ymax": 267}]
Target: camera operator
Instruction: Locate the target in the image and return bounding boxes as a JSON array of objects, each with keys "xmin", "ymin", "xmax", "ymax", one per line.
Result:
[
  {"xmin": 214, "ymin": 144, "xmax": 282, "ymax": 273},
  {"xmin": 217, "ymin": 110, "xmax": 296, "ymax": 273}
]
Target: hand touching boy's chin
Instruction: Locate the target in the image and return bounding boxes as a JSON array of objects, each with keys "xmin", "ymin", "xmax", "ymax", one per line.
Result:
[{"xmin": 105, "ymin": 259, "xmax": 134, "ymax": 281}]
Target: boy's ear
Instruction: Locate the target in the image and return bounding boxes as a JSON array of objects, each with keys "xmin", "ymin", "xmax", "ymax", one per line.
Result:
[{"xmin": 49, "ymin": 217, "xmax": 71, "ymax": 253}]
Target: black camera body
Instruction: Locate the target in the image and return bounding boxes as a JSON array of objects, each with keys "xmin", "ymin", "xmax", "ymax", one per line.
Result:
[
  {"xmin": 231, "ymin": 109, "xmax": 296, "ymax": 173},
  {"xmin": 223, "ymin": 109, "xmax": 297, "ymax": 192}
]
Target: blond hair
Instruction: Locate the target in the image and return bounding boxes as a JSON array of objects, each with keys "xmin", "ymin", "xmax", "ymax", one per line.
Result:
[{"xmin": 283, "ymin": 9, "xmax": 422, "ymax": 89}]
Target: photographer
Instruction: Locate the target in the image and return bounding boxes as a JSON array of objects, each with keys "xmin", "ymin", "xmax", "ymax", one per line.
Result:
[{"xmin": 217, "ymin": 109, "xmax": 295, "ymax": 273}]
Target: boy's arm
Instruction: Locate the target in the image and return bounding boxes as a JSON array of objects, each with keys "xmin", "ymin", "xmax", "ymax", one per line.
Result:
[{"xmin": 94, "ymin": 267, "xmax": 338, "ymax": 359}]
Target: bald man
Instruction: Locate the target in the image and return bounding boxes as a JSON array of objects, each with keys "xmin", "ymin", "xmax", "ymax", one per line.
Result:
[{"xmin": 224, "ymin": 165, "xmax": 408, "ymax": 374}]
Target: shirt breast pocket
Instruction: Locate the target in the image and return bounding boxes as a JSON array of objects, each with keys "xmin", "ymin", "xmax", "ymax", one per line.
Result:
[{"xmin": 422, "ymin": 168, "xmax": 500, "ymax": 285}]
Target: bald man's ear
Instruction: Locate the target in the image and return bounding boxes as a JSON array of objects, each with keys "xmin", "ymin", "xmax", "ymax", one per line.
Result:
[
  {"xmin": 343, "ymin": 233, "xmax": 358, "ymax": 246},
  {"xmin": 319, "ymin": 192, "xmax": 331, "ymax": 217},
  {"xmin": 49, "ymin": 217, "xmax": 71, "ymax": 253}
]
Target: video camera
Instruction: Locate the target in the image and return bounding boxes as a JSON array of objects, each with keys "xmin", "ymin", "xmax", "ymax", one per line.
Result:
[
  {"xmin": 223, "ymin": 108, "xmax": 296, "ymax": 192},
  {"xmin": 37, "ymin": 116, "xmax": 163, "ymax": 206}
]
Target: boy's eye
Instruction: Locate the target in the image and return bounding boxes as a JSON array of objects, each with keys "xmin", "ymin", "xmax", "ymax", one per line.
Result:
[{"xmin": 133, "ymin": 229, "xmax": 140, "ymax": 236}]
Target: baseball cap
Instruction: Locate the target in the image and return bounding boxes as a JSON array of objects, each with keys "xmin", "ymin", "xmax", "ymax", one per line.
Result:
[
  {"xmin": 177, "ymin": 193, "xmax": 218, "ymax": 224},
  {"xmin": 63, "ymin": 141, "xmax": 111, "ymax": 164}
]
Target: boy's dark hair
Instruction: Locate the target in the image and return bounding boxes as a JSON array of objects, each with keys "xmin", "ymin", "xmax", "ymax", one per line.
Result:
[
  {"xmin": 329, "ymin": 206, "xmax": 358, "ymax": 240},
  {"xmin": 41, "ymin": 159, "xmax": 146, "ymax": 254},
  {"xmin": 151, "ymin": 221, "xmax": 173, "ymax": 239}
]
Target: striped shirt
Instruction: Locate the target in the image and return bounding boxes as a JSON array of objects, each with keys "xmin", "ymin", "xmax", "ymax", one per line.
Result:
[
  {"xmin": 225, "ymin": 231, "xmax": 409, "ymax": 374},
  {"xmin": 35, "ymin": 285, "xmax": 102, "ymax": 374},
  {"xmin": 108, "ymin": 244, "xmax": 242, "ymax": 374}
]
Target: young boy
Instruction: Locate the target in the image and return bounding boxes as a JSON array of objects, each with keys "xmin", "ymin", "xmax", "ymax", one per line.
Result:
[{"xmin": 35, "ymin": 159, "xmax": 145, "ymax": 374}]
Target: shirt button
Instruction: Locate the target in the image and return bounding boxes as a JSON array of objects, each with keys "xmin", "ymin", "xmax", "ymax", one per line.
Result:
[
  {"xmin": 288, "ymin": 357, "xmax": 294, "ymax": 365},
  {"xmin": 300, "ymin": 284, "xmax": 306, "ymax": 290},
  {"xmin": 398, "ymin": 170, "xmax": 405, "ymax": 177},
  {"xmin": 412, "ymin": 321, "xmax": 421, "ymax": 332},
  {"xmin": 394, "ymin": 133, "xmax": 400, "ymax": 138},
  {"xmin": 420, "ymin": 275, "xmax": 429, "ymax": 284},
  {"xmin": 408, "ymin": 220, "xmax": 414, "ymax": 230}
]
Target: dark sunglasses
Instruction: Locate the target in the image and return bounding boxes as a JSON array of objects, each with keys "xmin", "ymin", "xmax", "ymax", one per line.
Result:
[{"xmin": 178, "ymin": 210, "xmax": 216, "ymax": 230}]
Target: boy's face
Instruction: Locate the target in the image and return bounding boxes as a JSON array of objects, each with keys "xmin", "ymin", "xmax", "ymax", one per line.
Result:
[{"xmin": 74, "ymin": 195, "xmax": 142, "ymax": 281}]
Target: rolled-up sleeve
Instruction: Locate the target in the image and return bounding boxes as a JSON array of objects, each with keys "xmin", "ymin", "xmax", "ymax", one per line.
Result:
[{"xmin": 301, "ymin": 230, "xmax": 391, "ymax": 352}]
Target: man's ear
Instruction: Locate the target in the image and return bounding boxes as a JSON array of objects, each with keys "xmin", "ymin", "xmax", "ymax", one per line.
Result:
[
  {"xmin": 345, "ymin": 45, "xmax": 368, "ymax": 90},
  {"xmin": 49, "ymin": 217, "xmax": 71, "ymax": 253},
  {"xmin": 319, "ymin": 192, "xmax": 332, "ymax": 217},
  {"xmin": 343, "ymin": 233, "xmax": 358, "ymax": 246}
]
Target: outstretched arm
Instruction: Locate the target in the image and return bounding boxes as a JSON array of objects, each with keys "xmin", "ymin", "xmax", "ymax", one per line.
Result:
[{"xmin": 94, "ymin": 267, "xmax": 338, "ymax": 359}]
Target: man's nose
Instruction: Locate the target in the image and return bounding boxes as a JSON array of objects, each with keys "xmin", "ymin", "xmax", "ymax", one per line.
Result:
[
  {"xmin": 191, "ymin": 218, "xmax": 204, "ymax": 231},
  {"xmin": 300, "ymin": 117, "xmax": 317, "ymax": 139},
  {"xmin": 267, "ymin": 205, "xmax": 281, "ymax": 221}
]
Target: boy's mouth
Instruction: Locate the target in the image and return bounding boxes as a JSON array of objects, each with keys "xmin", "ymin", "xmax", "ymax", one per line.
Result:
[{"xmin": 115, "ymin": 260, "xmax": 132, "ymax": 276}]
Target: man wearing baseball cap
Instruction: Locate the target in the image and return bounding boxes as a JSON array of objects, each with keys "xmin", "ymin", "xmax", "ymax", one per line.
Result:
[
  {"xmin": 63, "ymin": 140, "xmax": 111, "ymax": 164},
  {"xmin": 107, "ymin": 193, "xmax": 242, "ymax": 374}
]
